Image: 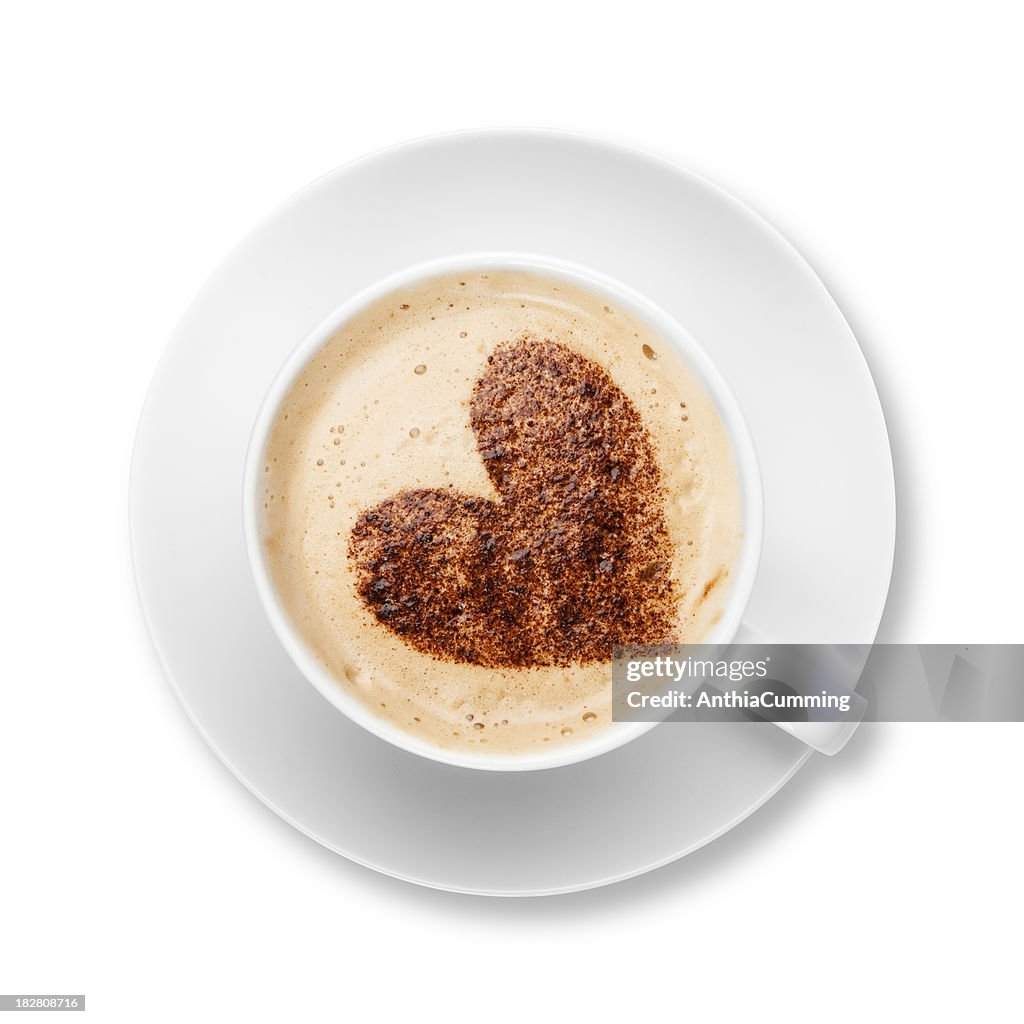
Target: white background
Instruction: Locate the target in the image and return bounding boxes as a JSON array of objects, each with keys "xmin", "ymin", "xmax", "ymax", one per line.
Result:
[{"xmin": 2, "ymin": 2, "xmax": 1022, "ymax": 1021}]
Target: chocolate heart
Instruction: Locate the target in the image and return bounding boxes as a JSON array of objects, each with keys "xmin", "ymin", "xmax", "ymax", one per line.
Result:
[{"xmin": 348, "ymin": 337, "xmax": 678, "ymax": 667}]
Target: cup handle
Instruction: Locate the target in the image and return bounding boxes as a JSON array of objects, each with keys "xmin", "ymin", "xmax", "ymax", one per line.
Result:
[{"xmin": 731, "ymin": 622, "xmax": 868, "ymax": 756}]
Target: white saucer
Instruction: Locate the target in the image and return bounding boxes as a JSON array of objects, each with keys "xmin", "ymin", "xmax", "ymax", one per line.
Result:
[{"xmin": 130, "ymin": 130, "xmax": 895, "ymax": 895}]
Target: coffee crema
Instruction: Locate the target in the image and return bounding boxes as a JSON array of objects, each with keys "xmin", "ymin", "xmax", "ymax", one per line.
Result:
[{"xmin": 260, "ymin": 269, "xmax": 742, "ymax": 756}]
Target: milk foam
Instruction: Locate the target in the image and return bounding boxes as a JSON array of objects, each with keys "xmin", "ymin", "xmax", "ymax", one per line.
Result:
[{"xmin": 260, "ymin": 269, "xmax": 742, "ymax": 757}]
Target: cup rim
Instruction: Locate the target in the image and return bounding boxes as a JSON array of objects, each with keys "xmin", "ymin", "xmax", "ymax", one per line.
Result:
[{"xmin": 242, "ymin": 251, "xmax": 764, "ymax": 771}]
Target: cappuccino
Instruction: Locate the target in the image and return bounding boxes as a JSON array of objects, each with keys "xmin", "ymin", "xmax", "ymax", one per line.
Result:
[{"xmin": 260, "ymin": 269, "xmax": 742, "ymax": 756}]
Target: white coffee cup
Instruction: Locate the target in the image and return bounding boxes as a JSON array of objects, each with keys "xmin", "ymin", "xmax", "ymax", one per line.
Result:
[{"xmin": 244, "ymin": 253, "xmax": 765, "ymax": 770}]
